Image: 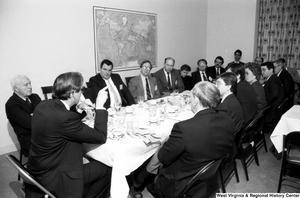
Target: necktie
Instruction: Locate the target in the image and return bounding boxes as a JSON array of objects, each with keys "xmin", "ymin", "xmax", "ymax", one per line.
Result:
[
  {"xmin": 217, "ymin": 68, "xmax": 220, "ymax": 76},
  {"xmin": 167, "ymin": 72, "xmax": 171, "ymax": 90},
  {"xmin": 26, "ymin": 98, "xmax": 33, "ymax": 108},
  {"xmin": 202, "ymin": 72, "xmax": 207, "ymax": 81},
  {"xmin": 107, "ymin": 80, "xmax": 119, "ymax": 105},
  {"xmin": 146, "ymin": 78, "xmax": 151, "ymax": 100}
]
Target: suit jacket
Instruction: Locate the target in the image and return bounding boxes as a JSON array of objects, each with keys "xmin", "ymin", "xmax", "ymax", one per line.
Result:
[
  {"xmin": 251, "ymin": 81, "xmax": 267, "ymax": 113},
  {"xmin": 28, "ymin": 99, "xmax": 108, "ymax": 198},
  {"xmin": 89, "ymin": 73, "xmax": 135, "ymax": 109},
  {"xmin": 217, "ymin": 93, "xmax": 244, "ymax": 134},
  {"xmin": 128, "ymin": 75, "xmax": 160, "ymax": 102},
  {"xmin": 191, "ymin": 69, "xmax": 213, "ymax": 83},
  {"xmin": 278, "ymin": 68, "xmax": 295, "ymax": 98},
  {"xmin": 5, "ymin": 93, "xmax": 41, "ymax": 156},
  {"xmin": 206, "ymin": 66, "xmax": 225, "ymax": 79},
  {"xmin": 181, "ymin": 75, "xmax": 195, "ymax": 91},
  {"xmin": 153, "ymin": 68, "xmax": 184, "ymax": 95},
  {"xmin": 156, "ymin": 108, "xmax": 234, "ymax": 198},
  {"xmin": 236, "ymin": 81, "xmax": 258, "ymax": 125},
  {"xmin": 264, "ymin": 74, "xmax": 284, "ymax": 123}
]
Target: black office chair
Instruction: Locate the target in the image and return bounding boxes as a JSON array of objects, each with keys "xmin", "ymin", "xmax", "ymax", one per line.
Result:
[
  {"xmin": 6, "ymin": 154, "xmax": 56, "ymax": 198},
  {"xmin": 41, "ymin": 86, "xmax": 53, "ymax": 100},
  {"xmin": 234, "ymin": 113, "xmax": 262, "ymax": 181},
  {"xmin": 179, "ymin": 154, "xmax": 228, "ymax": 198},
  {"xmin": 277, "ymin": 131, "xmax": 300, "ymax": 193}
]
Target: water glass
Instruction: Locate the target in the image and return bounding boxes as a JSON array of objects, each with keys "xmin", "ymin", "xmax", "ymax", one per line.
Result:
[
  {"xmin": 149, "ymin": 106, "xmax": 157, "ymax": 117},
  {"xmin": 114, "ymin": 102, "xmax": 122, "ymax": 112},
  {"xmin": 159, "ymin": 105, "xmax": 167, "ymax": 121},
  {"xmin": 137, "ymin": 95, "xmax": 145, "ymax": 108}
]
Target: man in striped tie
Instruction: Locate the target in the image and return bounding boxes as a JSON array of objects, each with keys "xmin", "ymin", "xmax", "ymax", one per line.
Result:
[{"xmin": 128, "ymin": 60, "xmax": 161, "ymax": 102}]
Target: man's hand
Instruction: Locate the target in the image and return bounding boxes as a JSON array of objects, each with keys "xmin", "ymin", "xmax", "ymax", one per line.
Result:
[{"xmin": 96, "ymin": 86, "xmax": 109, "ymax": 109}]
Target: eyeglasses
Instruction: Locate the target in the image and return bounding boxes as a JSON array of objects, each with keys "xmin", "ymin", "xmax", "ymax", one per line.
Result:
[{"xmin": 142, "ymin": 65, "xmax": 151, "ymax": 69}]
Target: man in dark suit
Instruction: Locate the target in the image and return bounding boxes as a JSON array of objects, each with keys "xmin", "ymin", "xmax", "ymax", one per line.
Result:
[
  {"xmin": 274, "ymin": 59, "xmax": 294, "ymax": 98},
  {"xmin": 207, "ymin": 56, "xmax": 226, "ymax": 80},
  {"xmin": 226, "ymin": 49, "xmax": 245, "ymax": 70},
  {"xmin": 5, "ymin": 75, "xmax": 41, "ymax": 157},
  {"xmin": 27, "ymin": 72, "xmax": 111, "ymax": 198},
  {"xmin": 89, "ymin": 59, "xmax": 135, "ymax": 109},
  {"xmin": 128, "ymin": 60, "xmax": 160, "ymax": 102},
  {"xmin": 153, "ymin": 57, "xmax": 185, "ymax": 96},
  {"xmin": 261, "ymin": 62, "xmax": 284, "ymax": 124},
  {"xmin": 147, "ymin": 81, "xmax": 234, "ymax": 198},
  {"xmin": 192, "ymin": 59, "xmax": 213, "ymax": 83},
  {"xmin": 216, "ymin": 72, "xmax": 244, "ymax": 135}
]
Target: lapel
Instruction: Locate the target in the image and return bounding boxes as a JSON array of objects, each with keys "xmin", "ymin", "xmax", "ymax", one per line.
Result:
[
  {"xmin": 138, "ymin": 75, "xmax": 145, "ymax": 94},
  {"xmin": 171, "ymin": 70, "xmax": 177, "ymax": 88},
  {"xmin": 149, "ymin": 77, "xmax": 156, "ymax": 96},
  {"xmin": 13, "ymin": 93, "xmax": 34, "ymax": 111},
  {"xmin": 159, "ymin": 69, "xmax": 169, "ymax": 87}
]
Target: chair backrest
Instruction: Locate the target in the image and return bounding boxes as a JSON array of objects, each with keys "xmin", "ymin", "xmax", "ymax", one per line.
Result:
[
  {"xmin": 258, "ymin": 105, "xmax": 271, "ymax": 116},
  {"xmin": 5, "ymin": 154, "xmax": 56, "ymax": 198},
  {"xmin": 179, "ymin": 154, "xmax": 228, "ymax": 198},
  {"xmin": 285, "ymin": 131, "xmax": 300, "ymax": 148},
  {"xmin": 41, "ymin": 86, "xmax": 53, "ymax": 100}
]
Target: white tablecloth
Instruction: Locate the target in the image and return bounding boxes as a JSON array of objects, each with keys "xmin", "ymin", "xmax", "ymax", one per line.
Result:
[
  {"xmin": 83, "ymin": 102, "xmax": 194, "ymax": 198},
  {"xmin": 270, "ymin": 105, "xmax": 300, "ymax": 153}
]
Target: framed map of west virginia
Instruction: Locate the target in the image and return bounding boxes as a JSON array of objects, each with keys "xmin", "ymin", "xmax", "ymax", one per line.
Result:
[{"xmin": 93, "ymin": 6, "xmax": 157, "ymax": 72}]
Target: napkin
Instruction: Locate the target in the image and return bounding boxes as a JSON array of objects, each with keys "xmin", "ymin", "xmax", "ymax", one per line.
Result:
[{"xmin": 128, "ymin": 128, "xmax": 162, "ymax": 146}]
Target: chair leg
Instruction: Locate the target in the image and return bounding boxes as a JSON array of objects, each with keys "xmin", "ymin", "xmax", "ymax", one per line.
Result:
[
  {"xmin": 218, "ymin": 169, "xmax": 226, "ymax": 193},
  {"xmin": 240, "ymin": 151, "xmax": 249, "ymax": 181},
  {"xmin": 233, "ymin": 159, "xmax": 239, "ymax": 183},
  {"xmin": 253, "ymin": 145, "xmax": 260, "ymax": 166},
  {"xmin": 18, "ymin": 150, "xmax": 23, "ymax": 181},
  {"xmin": 261, "ymin": 132, "xmax": 268, "ymax": 152},
  {"xmin": 277, "ymin": 160, "xmax": 285, "ymax": 193}
]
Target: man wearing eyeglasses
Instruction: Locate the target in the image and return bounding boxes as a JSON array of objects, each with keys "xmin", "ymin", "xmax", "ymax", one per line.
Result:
[
  {"xmin": 153, "ymin": 57, "xmax": 184, "ymax": 96},
  {"xmin": 128, "ymin": 60, "xmax": 160, "ymax": 102},
  {"xmin": 89, "ymin": 59, "xmax": 135, "ymax": 109}
]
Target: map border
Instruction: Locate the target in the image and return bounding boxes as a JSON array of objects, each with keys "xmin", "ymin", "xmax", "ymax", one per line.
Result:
[{"xmin": 93, "ymin": 6, "xmax": 157, "ymax": 73}]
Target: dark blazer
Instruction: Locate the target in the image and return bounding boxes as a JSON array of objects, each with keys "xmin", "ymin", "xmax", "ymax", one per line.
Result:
[
  {"xmin": 156, "ymin": 108, "xmax": 234, "ymax": 198},
  {"xmin": 206, "ymin": 66, "xmax": 225, "ymax": 79},
  {"xmin": 264, "ymin": 74, "xmax": 284, "ymax": 123},
  {"xmin": 191, "ymin": 69, "xmax": 213, "ymax": 83},
  {"xmin": 153, "ymin": 68, "xmax": 185, "ymax": 95},
  {"xmin": 28, "ymin": 99, "xmax": 109, "ymax": 198},
  {"xmin": 181, "ymin": 75, "xmax": 195, "ymax": 91},
  {"xmin": 217, "ymin": 93, "xmax": 244, "ymax": 134},
  {"xmin": 251, "ymin": 81, "xmax": 267, "ymax": 113},
  {"xmin": 5, "ymin": 93, "xmax": 41, "ymax": 156},
  {"xmin": 236, "ymin": 81, "xmax": 258, "ymax": 125},
  {"xmin": 89, "ymin": 73, "xmax": 135, "ymax": 109},
  {"xmin": 128, "ymin": 75, "xmax": 160, "ymax": 102},
  {"xmin": 278, "ymin": 68, "xmax": 294, "ymax": 98}
]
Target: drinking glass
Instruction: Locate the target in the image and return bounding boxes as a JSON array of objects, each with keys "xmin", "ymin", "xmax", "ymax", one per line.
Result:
[
  {"xmin": 137, "ymin": 95, "xmax": 145, "ymax": 108},
  {"xmin": 159, "ymin": 104, "xmax": 167, "ymax": 121},
  {"xmin": 114, "ymin": 101, "xmax": 121, "ymax": 112}
]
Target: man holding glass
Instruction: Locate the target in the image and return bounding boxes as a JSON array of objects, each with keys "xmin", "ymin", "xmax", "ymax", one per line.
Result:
[
  {"xmin": 128, "ymin": 60, "xmax": 160, "ymax": 103},
  {"xmin": 89, "ymin": 59, "xmax": 135, "ymax": 109}
]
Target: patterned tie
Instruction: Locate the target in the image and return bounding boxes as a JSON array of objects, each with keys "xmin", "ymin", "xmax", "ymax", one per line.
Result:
[
  {"xmin": 167, "ymin": 72, "xmax": 171, "ymax": 90},
  {"xmin": 202, "ymin": 72, "xmax": 207, "ymax": 81},
  {"xmin": 146, "ymin": 78, "xmax": 151, "ymax": 100}
]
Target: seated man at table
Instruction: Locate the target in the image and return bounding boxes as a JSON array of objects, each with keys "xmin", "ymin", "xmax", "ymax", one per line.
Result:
[
  {"xmin": 5, "ymin": 74, "xmax": 41, "ymax": 157},
  {"xmin": 216, "ymin": 72, "xmax": 244, "ymax": 135},
  {"xmin": 146, "ymin": 81, "xmax": 235, "ymax": 198},
  {"xmin": 89, "ymin": 59, "xmax": 135, "ymax": 109},
  {"xmin": 192, "ymin": 59, "xmax": 213, "ymax": 83},
  {"xmin": 27, "ymin": 72, "xmax": 111, "ymax": 198},
  {"xmin": 260, "ymin": 62, "xmax": 284, "ymax": 126},
  {"xmin": 206, "ymin": 56, "xmax": 226, "ymax": 80},
  {"xmin": 180, "ymin": 64, "xmax": 195, "ymax": 90},
  {"xmin": 128, "ymin": 60, "xmax": 160, "ymax": 102},
  {"xmin": 153, "ymin": 57, "xmax": 185, "ymax": 96}
]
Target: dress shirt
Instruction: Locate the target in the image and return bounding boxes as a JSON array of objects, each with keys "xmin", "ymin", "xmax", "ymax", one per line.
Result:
[
  {"xmin": 141, "ymin": 75, "xmax": 153, "ymax": 99},
  {"xmin": 200, "ymin": 71, "xmax": 207, "ymax": 81},
  {"xmin": 163, "ymin": 70, "xmax": 172, "ymax": 87},
  {"xmin": 104, "ymin": 78, "xmax": 122, "ymax": 109}
]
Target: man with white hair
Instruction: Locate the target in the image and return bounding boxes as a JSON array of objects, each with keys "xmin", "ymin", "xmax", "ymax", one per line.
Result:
[{"xmin": 5, "ymin": 75, "xmax": 41, "ymax": 156}]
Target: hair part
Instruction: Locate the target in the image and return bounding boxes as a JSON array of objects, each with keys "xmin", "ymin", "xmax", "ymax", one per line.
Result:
[
  {"xmin": 191, "ymin": 81, "xmax": 220, "ymax": 108},
  {"xmin": 52, "ymin": 72, "xmax": 83, "ymax": 100}
]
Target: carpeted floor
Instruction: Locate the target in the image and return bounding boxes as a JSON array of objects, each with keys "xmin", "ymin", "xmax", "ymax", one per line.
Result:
[{"xmin": 1, "ymin": 134, "xmax": 299, "ymax": 198}]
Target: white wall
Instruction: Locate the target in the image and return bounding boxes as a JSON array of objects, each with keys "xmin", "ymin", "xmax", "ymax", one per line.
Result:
[
  {"xmin": 206, "ymin": 0, "xmax": 258, "ymax": 66},
  {"xmin": 0, "ymin": 0, "xmax": 257, "ymax": 155}
]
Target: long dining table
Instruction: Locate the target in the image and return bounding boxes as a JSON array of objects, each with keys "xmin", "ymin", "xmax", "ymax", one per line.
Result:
[
  {"xmin": 270, "ymin": 105, "xmax": 300, "ymax": 153},
  {"xmin": 83, "ymin": 95, "xmax": 194, "ymax": 198}
]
